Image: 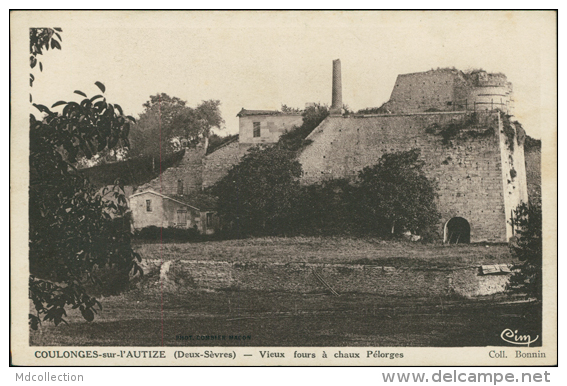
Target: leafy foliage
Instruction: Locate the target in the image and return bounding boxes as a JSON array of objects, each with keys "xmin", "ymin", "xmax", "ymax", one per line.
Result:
[
  {"xmin": 507, "ymin": 203, "xmax": 542, "ymax": 300},
  {"xmin": 524, "ymin": 135, "xmax": 541, "ymax": 152},
  {"xmin": 280, "ymin": 104, "xmax": 302, "ymax": 114},
  {"xmin": 129, "ymin": 94, "xmax": 224, "ymax": 158},
  {"xmin": 278, "ymin": 103, "xmax": 329, "ymax": 151},
  {"xmin": 213, "ymin": 145, "xmax": 439, "ymax": 239},
  {"xmin": 211, "ymin": 146, "xmax": 302, "ymax": 237},
  {"xmin": 211, "ymin": 104, "xmax": 330, "ymax": 236},
  {"xmin": 32, "ymin": 87, "xmax": 135, "ymax": 164},
  {"xmin": 294, "ymin": 178, "xmax": 357, "ymax": 235},
  {"xmin": 352, "ymin": 149, "xmax": 440, "ymax": 237},
  {"xmin": 29, "ymin": 89, "xmax": 142, "ymax": 328},
  {"xmin": 29, "ymin": 28, "xmax": 141, "ymax": 329},
  {"xmin": 213, "ymin": 99, "xmax": 439, "ymax": 239},
  {"xmin": 29, "ymin": 28, "xmax": 62, "ymax": 90}
]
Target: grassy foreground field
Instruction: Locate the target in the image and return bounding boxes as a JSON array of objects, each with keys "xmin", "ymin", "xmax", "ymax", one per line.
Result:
[
  {"xmin": 31, "ymin": 237, "xmax": 533, "ymax": 347},
  {"xmin": 31, "ymin": 291, "xmax": 540, "ymax": 347},
  {"xmin": 133, "ymin": 236, "xmax": 513, "ymax": 267}
]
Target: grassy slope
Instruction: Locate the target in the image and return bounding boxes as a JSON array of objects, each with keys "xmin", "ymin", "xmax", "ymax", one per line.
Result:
[{"xmin": 133, "ymin": 236, "xmax": 512, "ymax": 268}]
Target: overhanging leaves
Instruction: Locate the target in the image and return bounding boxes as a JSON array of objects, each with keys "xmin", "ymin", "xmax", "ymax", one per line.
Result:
[{"xmin": 94, "ymin": 81, "xmax": 106, "ymax": 93}]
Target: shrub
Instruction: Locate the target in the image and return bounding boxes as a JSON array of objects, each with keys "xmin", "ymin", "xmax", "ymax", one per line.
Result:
[
  {"xmin": 352, "ymin": 149, "xmax": 440, "ymax": 237},
  {"xmin": 295, "ymin": 178, "xmax": 357, "ymax": 236},
  {"xmin": 507, "ymin": 203, "xmax": 542, "ymax": 300},
  {"xmin": 211, "ymin": 146, "xmax": 302, "ymax": 237},
  {"xmin": 136, "ymin": 226, "xmax": 201, "ymax": 241}
]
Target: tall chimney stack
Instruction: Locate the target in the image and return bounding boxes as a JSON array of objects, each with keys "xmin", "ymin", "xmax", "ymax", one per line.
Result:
[{"xmin": 330, "ymin": 59, "xmax": 343, "ymax": 115}]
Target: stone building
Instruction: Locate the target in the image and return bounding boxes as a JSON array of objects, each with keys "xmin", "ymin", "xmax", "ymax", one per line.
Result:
[
  {"xmin": 130, "ymin": 60, "xmax": 532, "ymax": 243},
  {"xmin": 130, "ymin": 108, "xmax": 303, "ymax": 230},
  {"xmin": 297, "ymin": 61, "xmax": 527, "ymax": 243},
  {"xmin": 201, "ymin": 108, "xmax": 303, "ymax": 189},
  {"xmin": 136, "ymin": 142, "xmax": 207, "ymax": 197},
  {"xmin": 382, "ymin": 68, "xmax": 514, "ymax": 114},
  {"xmin": 129, "ymin": 190, "xmax": 217, "ymax": 235}
]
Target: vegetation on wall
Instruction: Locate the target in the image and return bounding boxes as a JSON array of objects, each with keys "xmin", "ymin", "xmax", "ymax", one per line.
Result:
[
  {"xmin": 500, "ymin": 113, "xmax": 516, "ymax": 151},
  {"xmin": 278, "ymin": 103, "xmax": 330, "ymax": 151},
  {"xmin": 509, "ymin": 168, "xmax": 517, "ymax": 180},
  {"xmin": 426, "ymin": 112, "xmax": 493, "ymax": 145}
]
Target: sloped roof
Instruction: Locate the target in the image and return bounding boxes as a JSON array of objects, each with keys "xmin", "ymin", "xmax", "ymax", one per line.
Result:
[
  {"xmin": 129, "ymin": 190, "xmax": 201, "ymax": 211},
  {"xmin": 172, "ymin": 193, "xmax": 218, "ymax": 211},
  {"xmin": 236, "ymin": 108, "xmax": 302, "ymax": 117}
]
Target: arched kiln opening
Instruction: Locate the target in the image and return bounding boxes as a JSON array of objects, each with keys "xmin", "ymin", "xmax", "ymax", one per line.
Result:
[{"xmin": 444, "ymin": 217, "xmax": 471, "ymax": 244}]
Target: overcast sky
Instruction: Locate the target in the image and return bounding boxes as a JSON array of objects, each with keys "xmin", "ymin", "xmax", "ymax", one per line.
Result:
[{"xmin": 21, "ymin": 11, "xmax": 556, "ymax": 138}]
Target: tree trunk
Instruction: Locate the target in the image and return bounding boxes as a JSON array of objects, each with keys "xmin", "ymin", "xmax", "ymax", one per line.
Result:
[{"xmin": 204, "ymin": 135, "xmax": 209, "ymax": 153}]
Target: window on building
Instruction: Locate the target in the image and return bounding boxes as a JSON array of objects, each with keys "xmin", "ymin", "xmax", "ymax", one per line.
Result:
[
  {"xmin": 206, "ymin": 212, "xmax": 213, "ymax": 227},
  {"xmin": 177, "ymin": 179, "xmax": 184, "ymax": 196},
  {"xmin": 253, "ymin": 122, "xmax": 261, "ymax": 137},
  {"xmin": 177, "ymin": 210, "xmax": 187, "ymax": 226},
  {"xmin": 146, "ymin": 199, "xmax": 152, "ymax": 212}
]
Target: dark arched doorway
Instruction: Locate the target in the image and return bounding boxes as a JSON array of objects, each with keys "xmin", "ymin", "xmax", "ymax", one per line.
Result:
[{"xmin": 444, "ymin": 217, "xmax": 470, "ymax": 244}]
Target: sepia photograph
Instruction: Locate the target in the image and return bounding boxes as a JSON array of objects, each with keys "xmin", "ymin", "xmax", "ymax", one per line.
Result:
[{"xmin": 10, "ymin": 10, "xmax": 557, "ymax": 366}]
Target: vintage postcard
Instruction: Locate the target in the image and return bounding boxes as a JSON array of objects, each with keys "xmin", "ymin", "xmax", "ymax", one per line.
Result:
[{"xmin": 10, "ymin": 10, "xmax": 557, "ymax": 366}]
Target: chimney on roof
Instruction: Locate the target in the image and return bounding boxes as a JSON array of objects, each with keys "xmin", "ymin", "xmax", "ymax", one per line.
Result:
[{"xmin": 330, "ymin": 59, "xmax": 343, "ymax": 116}]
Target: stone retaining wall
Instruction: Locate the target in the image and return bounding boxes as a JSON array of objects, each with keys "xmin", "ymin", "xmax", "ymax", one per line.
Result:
[{"xmin": 142, "ymin": 260, "xmax": 510, "ymax": 298}]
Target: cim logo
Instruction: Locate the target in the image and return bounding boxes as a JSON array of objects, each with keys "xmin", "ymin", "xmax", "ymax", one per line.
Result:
[{"xmin": 500, "ymin": 329, "xmax": 539, "ymax": 347}]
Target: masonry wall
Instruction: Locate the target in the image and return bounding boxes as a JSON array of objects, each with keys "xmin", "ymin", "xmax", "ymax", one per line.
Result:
[
  {"xmin": 202, "ymin": 140, "xmax": 243, "ymax": 189},
  {"xmin": 239, "ymin": 114, "xmax": 303, "ymax": 144},
  {"xmin": 144, "ymin": 259, "xmax": 511, "ymax": 298},
  {"xmin": 137, "ymin": 146, "xmax": 206, "ymax": 196},
  {"xmin": 385, "ymin": 70, "xmax": 458, "ymax": 113},
  {"xmin": 130, "ymin": 193, "xmax": 166, "ymax": 229},
  {"xmin": 298, "ymin": 111, "xmax": 523, "ymax": 242},
  {"xmin": 203, "ymin": 113, "xmax": 302, "ymax": 189},
  {"xmin": 497, "ymin": 116, "xmax": 529, "ymax": 239},
  {"xmin": 130, "ymin": 192, "xmax": 201, "ymax": 230},
  {"xmin": 385, "ymin": 70, "xmax": 513, "ymax": 114}
]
